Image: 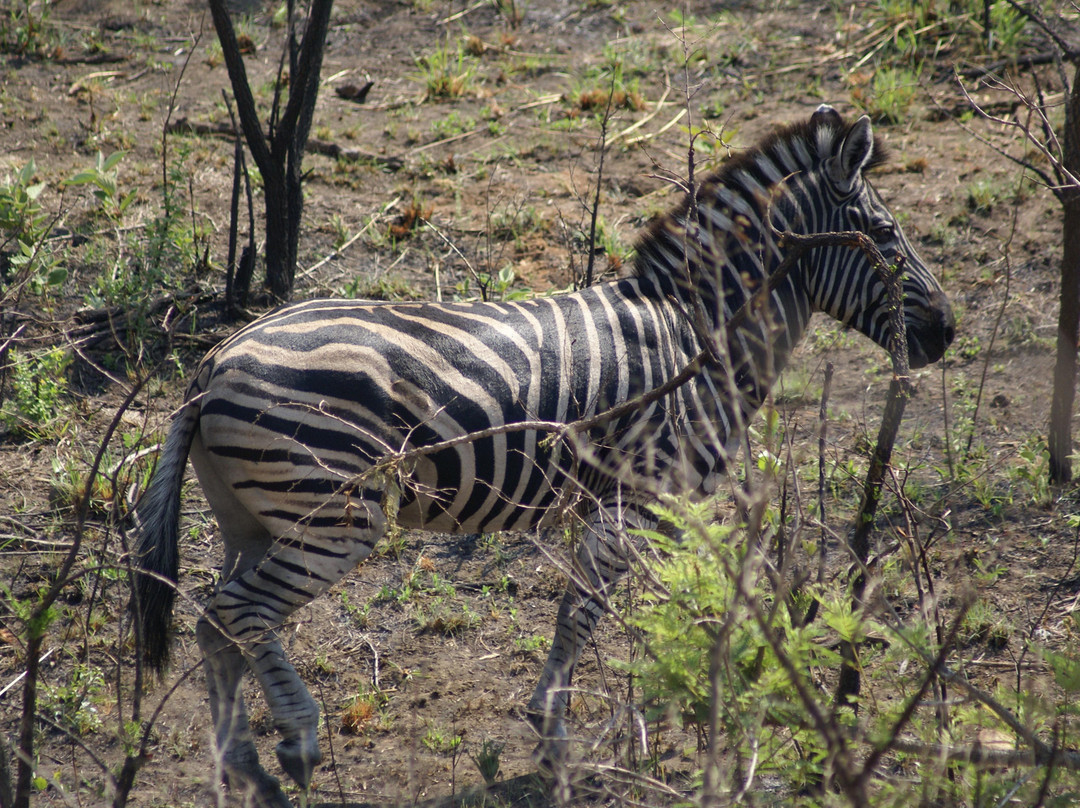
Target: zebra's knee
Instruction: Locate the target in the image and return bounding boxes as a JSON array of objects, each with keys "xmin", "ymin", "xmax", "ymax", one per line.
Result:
[{"xmin": 196, "ymin": 613, "xmax": 236, "ymax": 657}]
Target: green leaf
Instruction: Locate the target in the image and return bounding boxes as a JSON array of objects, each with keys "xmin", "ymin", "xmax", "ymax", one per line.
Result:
[
  {"xmin": 65, "ymin": 169, "xmax": 98, "ymax": 186},
  {"xmin": 18, "ymin": 159, "xmax": 36, "ymax": 185},
  {"xmin": 101, "ymin": 149, "xmax": 126, "ymax": 172},
  {"xmin": 823, "ymin": 601, "xmax": 865, "ymax": 643}
]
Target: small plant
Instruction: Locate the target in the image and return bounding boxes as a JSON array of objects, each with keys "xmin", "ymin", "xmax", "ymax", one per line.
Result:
[
  {"xmin": 431, "ymin": 109, "xmax": 477, "ymax": 139},
  {"xmin": 0, "ymin": 160, "xmax": 64, "ymax": 295},
  {"xmin": 341, "ymin": 686, "xmax": 390, "ymax": 734},
  {"xmin": 422, "ymin": 724, "xmax": 464, "ymax": 755},
  {"xmin": 41, "ymin": 664, "xmax": 105, "ymax": 736},
  {"xmin": 471, "ymin": 738, "xmax": 504, "ymax": 784},
  {"xmin": 492, "ymin": 0, "xmax": 524, "ymax": 29},
  {"xmin": 966, "ymin": 178, "xmax": 1001, "ymax": 214},
  {"xmin": 415, "ymin": 597, "xmax": 477, "ymax": 635},
  {"xmin": 512, "ymin": 633, "xmax": 549, "ymax": 654},
  {"xmin": 0, "ymin": 0, "xmax": 60, "ymax": 55},
  {"xmin": 1010, "ymin": 435, "xmax": 1051, "ymax": 506},
  {"xmin": 414, "ymin": 39, "xmax": 481, "ymax": 99},
  {"xmin": 454, "ymin": 264, "xmax": 531, "ymax": 303},
  {"xmin": 568, "ymin": 59, "xmax": 647, "ymax": 118},
  {"xmin": 328, "ymin": 213, "xmax": 349, "ymax": 249},
  {"xmin": 65, "ymin": 151, "xmax": 137, "ymax": 226},
  {"xmin": 338, "ymin": 590, "xmax": 370, "ymax": 628},
  {"xmin": 0, "ymin": 346, "xmax": 72, "ymax": 439},
  {"xmin": 850, "ymin": 64, "xmax": 921, "ymax": 124},
  {"xmin": 981, "ymin": 0, "xmax": 1027, "ymax": 52}
]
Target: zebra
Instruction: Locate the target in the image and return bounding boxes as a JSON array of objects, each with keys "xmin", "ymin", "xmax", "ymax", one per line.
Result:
[{"xmin": 134, "ymin": 105, "xmax": 954, "ymax": 806}]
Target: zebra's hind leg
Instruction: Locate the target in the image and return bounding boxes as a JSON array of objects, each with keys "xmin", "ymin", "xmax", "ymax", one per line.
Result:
[
  {"xmin": 205, "ymin": 503, "xmax": 384, "ymax": 792},
  {"xmin": 527, "ymin": 504, "xmax": 646, "ymax": 764},
  {"xmin": 196, "ymin": 473, "xmax": 386, "ymax": 803},
  {"xmin": 191, "ymin": 440, "xmax": 293, "ymax": 805},
  {"xmin": 196, "ymin": 617, "xmax": 291, "ymax": 808}
]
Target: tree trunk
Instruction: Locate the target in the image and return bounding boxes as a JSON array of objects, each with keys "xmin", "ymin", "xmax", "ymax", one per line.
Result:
[
  {"xmin": 207, "ymin": 0, "xmax": 332, "ymax": 302},
  {"xmin": 1049, "ymin": 63, "xmax": 1080, "ymax": 484},
  {"xmin": 262, "ymin": 165, "xmax": 296, "ymax": 300}
]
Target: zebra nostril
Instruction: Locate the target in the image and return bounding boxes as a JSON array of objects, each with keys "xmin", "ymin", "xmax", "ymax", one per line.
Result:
[{"xmin": 943, "ymin": 324, "xmax": 955, "ymax": 346}]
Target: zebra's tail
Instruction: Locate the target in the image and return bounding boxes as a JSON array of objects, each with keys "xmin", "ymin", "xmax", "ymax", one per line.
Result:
[{"xmin": 133, "ymin": 398, "xmax": 200, "ymax": 671}]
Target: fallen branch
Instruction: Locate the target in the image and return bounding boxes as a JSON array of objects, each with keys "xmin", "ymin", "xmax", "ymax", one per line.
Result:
[{"xmin": 163, "ymin": 117, "xmax": 404, "ymax": 171}]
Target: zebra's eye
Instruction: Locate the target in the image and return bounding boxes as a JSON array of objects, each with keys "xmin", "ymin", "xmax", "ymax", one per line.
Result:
[{"xmin": 870, "ymin": 224, "xmax": 895, "ymax": 243}]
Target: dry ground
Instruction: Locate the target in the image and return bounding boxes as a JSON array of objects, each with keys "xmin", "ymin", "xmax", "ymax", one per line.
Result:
[{"xmin": 1, "ymin": 0, "xmax": 1078, "ymax": 806}]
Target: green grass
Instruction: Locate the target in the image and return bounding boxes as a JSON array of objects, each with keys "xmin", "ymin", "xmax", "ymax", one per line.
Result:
[{"xmin": 414, "ymin": 38, "xmax": 483, "ymax": 99}]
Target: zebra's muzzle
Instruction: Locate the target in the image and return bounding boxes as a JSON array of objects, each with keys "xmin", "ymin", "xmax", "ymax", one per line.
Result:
[{"xmin": 906, "ymin": 290, "xmax": 955, "ymax": 369}]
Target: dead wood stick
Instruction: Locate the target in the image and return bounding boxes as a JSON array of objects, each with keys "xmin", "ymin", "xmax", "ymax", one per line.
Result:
[{"xmin": 163, "ymin": 117, "xmax": 404, "ymax": 170}]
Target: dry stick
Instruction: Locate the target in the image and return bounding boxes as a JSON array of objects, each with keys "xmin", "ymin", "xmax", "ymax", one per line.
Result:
[
  {"xmin": 887, "ymin": 739, "xmax": 1080, "ymax": 771},
  {"xmin": 13, "ymin": 373, "xmax": 151, "ymax": 808},
  {"xmin": 583, "ymin": 70, "xmax": 617, "ymax": 289},
  {"xmin": 900, "ymin": 480, "xmax": 952, "ymax": 744},
  {"xmin": 962, "ymin": 160, "xmax": 1022, "ymax": 459},
  {"xmin": 833, "ymin": 245, "xmax": 912, "ymax": 715},
  {"xmin": 800, "ymin": 360, "xmax": 833, "ymax": 628}
]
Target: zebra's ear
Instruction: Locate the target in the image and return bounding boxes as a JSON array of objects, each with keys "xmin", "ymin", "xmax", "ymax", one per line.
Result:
[
  {"xmin": 811, "ymin": 104, "xmax": 842, "ymax": 130},
  {"xmin": 828, "ymin": 115, "xmax": 875, "ymax": 194}
]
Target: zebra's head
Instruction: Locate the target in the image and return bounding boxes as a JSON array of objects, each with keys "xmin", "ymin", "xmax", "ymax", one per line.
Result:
[{"xmin": 798, "ymin": 105, "xmax": 955, "ymax": 368}]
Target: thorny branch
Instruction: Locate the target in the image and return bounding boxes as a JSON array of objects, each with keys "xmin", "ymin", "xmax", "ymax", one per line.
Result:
[{"xmin": 953, "ymin": 74, "xmax": 1080, "ymax": 200}]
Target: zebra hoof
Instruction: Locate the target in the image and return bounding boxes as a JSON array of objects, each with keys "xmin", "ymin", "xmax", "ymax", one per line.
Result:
[
  {"xmin": 532, "ymin": 734, "xmax": 570, "ymax": 774},
  {"xmin": 275, "ymin": 737, "xmax": 321, "ymax": 789},
  {"xmin": 223, "ymin": 758, "xmax": 293, "ymax": 808},
  {"xmin": 528, "ymin": 712, "xmax": 569, "ymax": 777}
]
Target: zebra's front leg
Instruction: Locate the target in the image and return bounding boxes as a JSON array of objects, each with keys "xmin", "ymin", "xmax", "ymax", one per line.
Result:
[{"xmin": 528, "ymin": 506, "xmax": 642, "ymax": 759}]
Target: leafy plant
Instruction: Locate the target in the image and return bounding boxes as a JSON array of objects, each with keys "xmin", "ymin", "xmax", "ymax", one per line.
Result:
[
  {"xmin": 0, "ymin": 0, "xmax": 60, "ymax": 55},
  {"xmin": 65, "ymin": 151, "xmax": 137, "ymax": 226},
  {"xmin": 341, "ymin": 686, "xmax": 390, "ymax": 734},
  {"xmin": 421, "ymin": 724, "xmax": 464, "ymax": 755},
  {"xmin": 0, "ymin": 160, "xmax": 65, "ymax": 295},
  {"xmin": 41, "ymin": 664, "xmax": 105, "ymax": 736},
  {"xmin": 627, "ymin": 504, "xmax": 848, "ymax": 792},
  {"xmin": 454, "ymin": 263, "xmax": 531, "ymax": 303},
  {"xmin": 0, "ymin": 346, "xmax": 72, "ymax": 439},
  {"xmin": 850, "ymin": 64, "xmax": 922, "ymax": 124},
  {"xmin": 471, "ymin": 738, "xmax": 504, "ymax": 784}
]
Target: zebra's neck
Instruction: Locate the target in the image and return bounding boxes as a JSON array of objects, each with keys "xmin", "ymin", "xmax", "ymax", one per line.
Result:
[{"xmin": 633, "ymin": 172, "xmax": 815, "ymax": 423}]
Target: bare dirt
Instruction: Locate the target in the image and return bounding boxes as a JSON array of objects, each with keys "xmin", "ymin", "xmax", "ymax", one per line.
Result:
[{"xmin": 0, "ymin": 1, "xmax": 1077, "ymax": 806}]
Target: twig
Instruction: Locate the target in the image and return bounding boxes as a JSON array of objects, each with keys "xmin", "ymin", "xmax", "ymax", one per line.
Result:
[
  {"xmin": 298, "ymin": 195, "xmax": 402, "ymax": 280},
  {"xmin": 0, "ymin": 650, "xmax": 53, "ymax": 700},
  {"xmin": 888, "ymin": 738, "xmax": 1080, "ymax": 770},
  {"xmin": 832, "ymin": 240, "xmax": 912, "ymax": 715}
]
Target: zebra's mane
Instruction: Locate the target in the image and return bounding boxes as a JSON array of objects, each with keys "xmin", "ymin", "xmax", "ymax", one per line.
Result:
[
  {"xmin": 707, "ymin": 112, "xmax": 888, "ymax": 191},
  {"xmin": 633, "ymin": 111, "xmax": 887, "ymax": 277}
]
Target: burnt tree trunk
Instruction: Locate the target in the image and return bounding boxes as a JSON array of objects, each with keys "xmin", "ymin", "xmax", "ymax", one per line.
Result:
[
  {"xmin": 1049, "ymin": 62, "xmax": 1080, "ymax": 484},
  {"xmin": 208, "ymin": 0, "xmax": 332, "ymax": 301}
]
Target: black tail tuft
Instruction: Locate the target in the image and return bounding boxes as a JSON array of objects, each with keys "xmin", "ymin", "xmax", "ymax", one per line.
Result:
[{"xmin": 132, "ymin": 402, "xmax": 198, "ymax": 671}]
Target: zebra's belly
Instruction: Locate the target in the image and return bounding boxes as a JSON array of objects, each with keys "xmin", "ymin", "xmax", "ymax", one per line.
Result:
[{"xmin": 198, "ymin": 400, "xmax": 570, "ymax": 540}]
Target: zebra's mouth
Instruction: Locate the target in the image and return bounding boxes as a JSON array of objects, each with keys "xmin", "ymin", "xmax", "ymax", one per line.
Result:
[{"xmin": 905, "ymin": 291, "xmax": 955, "ymax": 368}]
